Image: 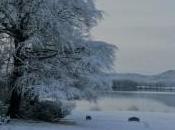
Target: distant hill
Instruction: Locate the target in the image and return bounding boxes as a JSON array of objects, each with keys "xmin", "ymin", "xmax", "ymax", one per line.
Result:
[{"xmin": 107, "ymin": 70, "xmax": 175, "ymax": 87}]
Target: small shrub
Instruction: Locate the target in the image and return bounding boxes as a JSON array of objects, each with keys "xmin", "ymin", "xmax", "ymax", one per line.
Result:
[{"xmin": 20, "ymin": 99, "xmax": 74, "ymax": 122}]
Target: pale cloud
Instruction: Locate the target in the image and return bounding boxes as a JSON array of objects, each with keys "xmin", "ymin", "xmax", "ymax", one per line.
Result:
[{"xmin": 92, "ymin": 0, "xmax": 175, "ymax": 74}]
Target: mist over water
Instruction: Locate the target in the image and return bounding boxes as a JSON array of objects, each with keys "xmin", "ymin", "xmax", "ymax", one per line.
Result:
[{"xmin": 75, "ymin": 92, "xmax": 175, "ymax": 113}]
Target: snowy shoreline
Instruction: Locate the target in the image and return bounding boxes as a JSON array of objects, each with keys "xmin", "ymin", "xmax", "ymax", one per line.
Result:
[{"xmin": 1, "ymin": 111, "xmax": 175, "ymax": 130}]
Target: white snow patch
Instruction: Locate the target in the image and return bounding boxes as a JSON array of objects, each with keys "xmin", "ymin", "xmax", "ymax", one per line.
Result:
[{"xmin": 1, "ymin": 111, "xmax": 175, "ymax": 130}]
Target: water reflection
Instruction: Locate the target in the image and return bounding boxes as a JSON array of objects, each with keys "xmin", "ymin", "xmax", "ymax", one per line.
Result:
[{"xmin": 75, "ymin": 91, "xmax": 175, "ymax": 113}]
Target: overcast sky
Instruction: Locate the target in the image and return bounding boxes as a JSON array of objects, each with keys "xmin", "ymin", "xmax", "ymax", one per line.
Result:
[{"xmin": 92, "ymin": 0, "xmax": 175, "ymax": 75}]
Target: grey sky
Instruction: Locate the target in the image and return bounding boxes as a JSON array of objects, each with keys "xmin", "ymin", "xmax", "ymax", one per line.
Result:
[{"xmin": 92, "ymin": 0, "xmax": 175, "ymax": 75}]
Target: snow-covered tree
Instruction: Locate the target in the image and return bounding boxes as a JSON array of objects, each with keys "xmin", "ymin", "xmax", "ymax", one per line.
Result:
[{"xmin": 0, "ymin": 0, "xmax": 117, "ymax": 119}]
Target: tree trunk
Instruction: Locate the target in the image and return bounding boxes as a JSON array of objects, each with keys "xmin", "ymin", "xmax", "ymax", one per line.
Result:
[
  {"xmin": 7, "ymin": 37, "xmax": 24, "ymax": 118},
  {"xmin": 7, "ymin": 88, "xmax": 22, "ymax": 118}
]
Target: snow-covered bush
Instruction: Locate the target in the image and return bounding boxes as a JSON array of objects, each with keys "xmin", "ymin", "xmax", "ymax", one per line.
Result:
[{"xmin": 19, "ymin": 99, "xmax": 74, "ymax": 122}]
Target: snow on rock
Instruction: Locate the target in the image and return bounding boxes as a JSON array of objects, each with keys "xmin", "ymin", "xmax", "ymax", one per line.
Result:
[{"xmin": 0, "ymin": 111, "xmax": 175, "ymax": 130}]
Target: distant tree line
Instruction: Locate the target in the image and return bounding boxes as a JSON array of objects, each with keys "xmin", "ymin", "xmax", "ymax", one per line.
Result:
[{"xmin": 112, "ymin": 79, "xmax": 175, "ymax": 92}]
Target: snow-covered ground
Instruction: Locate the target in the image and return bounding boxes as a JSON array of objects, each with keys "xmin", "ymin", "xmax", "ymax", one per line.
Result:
[{"xmin": 1, "ymin": 111, "xmax": 175, "ymax": 130}]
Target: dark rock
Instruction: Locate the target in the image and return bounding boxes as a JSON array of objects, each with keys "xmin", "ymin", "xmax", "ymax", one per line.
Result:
[
  {"xmin": 86, "ymin": 115, "xmax": 92, "ymax": 120},
  {"xmin": 128, "ymin": 117, "xmax": 140, "ymax": 122}
]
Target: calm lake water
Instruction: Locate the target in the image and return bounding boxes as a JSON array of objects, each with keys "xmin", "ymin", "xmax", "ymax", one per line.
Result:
[{"xmin": 75, "ymin": 91, "xmax": 175, "ymax": 113}]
